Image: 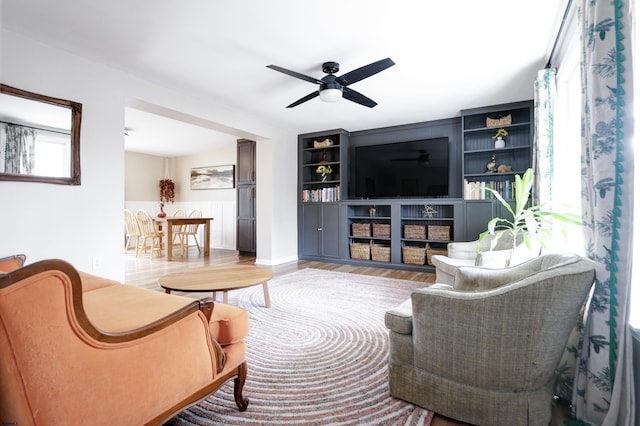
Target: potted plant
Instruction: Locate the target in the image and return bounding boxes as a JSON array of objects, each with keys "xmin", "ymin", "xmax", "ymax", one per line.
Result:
[
  {"xmin": 159, "ymin": 179, "xmax": 175, "ymax": 204},
  {"xmin": 480, "ymin": 168, "xmax": 582, "ymax": 253},
  {"xmin": 158, "ymin": 179, "xmax": 175, "ymax": 218},
  {"xmin": 493, "ymin": 128, "xmax": 508, "ymax": 148}
]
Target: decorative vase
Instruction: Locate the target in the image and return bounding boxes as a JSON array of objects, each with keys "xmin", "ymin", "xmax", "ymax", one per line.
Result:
[
  {"xmin": 494, "ymin": 136, "xmax": 505, "ymax": 149},
  {"xmin": 157, "ymin": 204, "xmax": 167, "ymax": 218}
]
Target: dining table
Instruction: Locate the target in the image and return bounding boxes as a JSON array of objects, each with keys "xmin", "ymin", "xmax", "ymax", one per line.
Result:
[{"xmin": 156, "ymin": 217, "xmax": 214, "ymax": 261}]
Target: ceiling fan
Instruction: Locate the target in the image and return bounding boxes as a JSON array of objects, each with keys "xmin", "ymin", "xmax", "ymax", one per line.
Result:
[{"xmin": 266, "ymin": 58, "xmax": 395, "ymax": 108}]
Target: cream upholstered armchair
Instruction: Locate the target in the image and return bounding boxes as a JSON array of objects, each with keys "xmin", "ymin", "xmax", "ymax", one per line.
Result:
[
  {"xmin": 430, "ymin": 233, "xmax": 540, "ymax": 285},
  {"xmin": 385, "ymin": 253, "xmax": 595, "ymax": 426}
]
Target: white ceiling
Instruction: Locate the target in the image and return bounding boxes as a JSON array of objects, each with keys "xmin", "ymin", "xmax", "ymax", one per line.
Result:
[{"xmin": 2, "ymin": 0, "xmax": 568, "ymax": 157}]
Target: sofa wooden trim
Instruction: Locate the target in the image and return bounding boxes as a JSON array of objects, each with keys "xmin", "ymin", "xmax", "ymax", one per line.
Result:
[{"xmin": 0, "ymin": 259, "xmax": 205, "ymax": 344}]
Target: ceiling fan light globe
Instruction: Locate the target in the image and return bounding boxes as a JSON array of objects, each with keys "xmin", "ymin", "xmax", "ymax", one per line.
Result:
[{"xmin": 319, "ymin": 88, "xmax": 342, "ymax": 103}]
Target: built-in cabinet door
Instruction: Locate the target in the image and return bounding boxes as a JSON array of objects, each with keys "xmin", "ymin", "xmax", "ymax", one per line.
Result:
[
  {"xmin": 237, "ymin": 185, "xmax": 256, "ymax": 253},
  {"xmin": 464, "ymin": 200, "xmax": 494, "ymax": 241},
  {"xmin": 237, "ymin": 139, "xmax": 255, "ymax": 185},
  {"xmin": 237, "ymin": 139, "xmax": 256, "ymax": 255},
  {"xmin": 301, "ymin": 203, "xmax": 321, "ymax": 257},
  {"xmin": 300, "ymin": 203, "xmax": 341, "ymax": 258},
  {"xmin": 320, "ymin": 203, "xmax": 340, "ymax": 258}
]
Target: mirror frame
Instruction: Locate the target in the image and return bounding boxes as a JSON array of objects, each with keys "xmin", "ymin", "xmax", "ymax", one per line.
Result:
[{"xmin": 0, "ymin": 84, "xmax": 82, "ymax": 185}]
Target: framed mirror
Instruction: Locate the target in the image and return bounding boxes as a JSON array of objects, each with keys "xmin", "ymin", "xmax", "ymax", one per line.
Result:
[{"xmin": 0, "ymin": 84, "xmax": 82, "ymax": 185}]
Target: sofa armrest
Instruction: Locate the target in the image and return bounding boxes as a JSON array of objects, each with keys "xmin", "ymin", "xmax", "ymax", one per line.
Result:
[
  {"xmin": 198, "ymin": 297, "xmax": 226, "ymax": 373},
  {"xmin": 385, "ymin": 299, "xmax": 413, "ymax": 335},
  {"xmin": 0, "ymin": 254, "xmax": 26, "ymax": 273}
]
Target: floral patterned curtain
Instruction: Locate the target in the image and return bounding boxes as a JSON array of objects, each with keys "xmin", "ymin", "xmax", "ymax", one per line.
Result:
[
  {"xmin": 532, "ymin": 67, "xmax": 556, "ymax": 206},
  {"xmin": 0, "ymin": 123, "xmax": 37, "ymax": 174},
  {"xmin": 569, "ymin": 0, "xmax": 635, "ymax": 424}
]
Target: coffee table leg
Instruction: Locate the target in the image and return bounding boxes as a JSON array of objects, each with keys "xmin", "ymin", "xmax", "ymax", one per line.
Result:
[
  {"xmin": 212, "ymin": 291, "xmax": 217, "ymax": 302},
  {"xmin": 262, "ymin": 282, "xmax": 271, "ymax": 308},
  {"xmin": 223, "ymin": 291, "xmax": 229, "ymax": 304}
]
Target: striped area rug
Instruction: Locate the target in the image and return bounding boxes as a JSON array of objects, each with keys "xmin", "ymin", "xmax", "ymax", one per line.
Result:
[{"xmin": 165, "ymin": 268, "xmax": 433, "ymax": 425}]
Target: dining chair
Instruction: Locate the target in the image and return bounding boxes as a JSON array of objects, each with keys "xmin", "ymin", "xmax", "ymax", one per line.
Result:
[
  {"xmin": 171, "ymin": 209, "xmax": 186, "ymax": 253},
  {"xmin": 177, "ymin": 209, "xmax": 202, "ymax": 255},
  {"xmin": 136, "ymin": 209, "xmax": 164, "ymax": 257},
  {"xmin": 123, "ymin": 209, "xmax": 142, "ymax": 256}
]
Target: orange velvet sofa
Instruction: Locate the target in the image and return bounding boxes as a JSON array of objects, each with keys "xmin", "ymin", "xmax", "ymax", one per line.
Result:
[{"xmin": 0, "ymin": 255, "xmax": 250, "ymax": 425}]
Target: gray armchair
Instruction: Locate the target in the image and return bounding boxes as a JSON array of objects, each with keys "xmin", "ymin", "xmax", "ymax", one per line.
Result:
[
  {"xmin": 385, "ymin": 253, "xmax": 595, "ymax": 426},
  {"xmin": 430, "ymin": 233, "xmax": 540, "ymax": 285}
]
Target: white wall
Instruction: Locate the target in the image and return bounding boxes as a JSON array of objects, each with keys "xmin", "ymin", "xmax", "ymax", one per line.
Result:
[
  {"xmin": 0, "ymin": 28, "xmax": 299, "ymax": 281},
  {"xmin": 125, "ymin": 140, "xmax": 239, "ymax": 250},
  {"xmin": 125, "ymin": 151, "xmax": 165, "ymax": 201}
]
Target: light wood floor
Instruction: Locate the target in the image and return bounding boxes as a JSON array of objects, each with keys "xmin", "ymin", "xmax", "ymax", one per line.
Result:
[{"xmin": 125, "ymin": 247, "xmax": 467, "ymax": 425}]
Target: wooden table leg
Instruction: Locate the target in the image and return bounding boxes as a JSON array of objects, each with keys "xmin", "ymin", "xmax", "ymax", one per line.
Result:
[
  {"xmin": 212, "ymin": 291, "xmax": 217, "ymax": 302},
  {"xmin": 204, "ymin": 220, "xmax": 211, "ymax": 257},
  {"xmin": 167, "ymin": 222, "xmax": 174, "ymax": 261},
  {"xmin": 223, "ymin": 291, "xmax": 229, "ymax": 304},
  {"xmin": 262, "ymin": 282, "xmax": 271, "ymax": 308}
]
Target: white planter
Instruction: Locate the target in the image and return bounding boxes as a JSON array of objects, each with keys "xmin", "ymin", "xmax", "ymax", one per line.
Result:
[{"xmin": 494, "ymin": 136, "xmax": 505, "ymax": 149}]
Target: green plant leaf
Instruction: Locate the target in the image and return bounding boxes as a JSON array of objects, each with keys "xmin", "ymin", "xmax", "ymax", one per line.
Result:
[{"xmin": 478, "ymin": 168, "xmax": 581, "ymax": 252}]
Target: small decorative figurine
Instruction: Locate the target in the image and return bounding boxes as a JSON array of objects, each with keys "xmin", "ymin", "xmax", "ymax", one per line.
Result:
[
  {"xmin": 486, "ymin": 155, "xmax": 497, "ymax": 173},
  {"xmin": 497, "ymin": 164, "xmax": 513, "ymax": 173},
  {"xmin": 422, "ymin": 205, "xmax": 436, "ymax": 218},
  {"xmin": 369, "ymin": 207, "xmax": 376, "ymax": 217}
]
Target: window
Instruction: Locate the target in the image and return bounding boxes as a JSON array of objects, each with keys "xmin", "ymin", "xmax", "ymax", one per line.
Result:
[
  {"xmin": 554, "ymin": 15, "xmax": 638, "ymax": 329},
  {"xmin": 554, "ymin": 33, "xmax": 584, "ymax": 256},
  {"xmin": 32, "ymin": 130, "xmax": 71, "ymax": 177}
]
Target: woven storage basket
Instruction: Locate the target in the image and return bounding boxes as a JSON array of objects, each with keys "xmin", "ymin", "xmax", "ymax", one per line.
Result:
[
  {"xmin": 313, "ymin": 138, "xmax": 334, "ymax": 148},
  {"xmin": 372, "ymin": 223, "xmax": 391, "ymax": 238},
  {"xmin": 404, "ymin": 224, "xmax": 426, "ymax": 240},
  {"xmin": 350, "ymin": 240, "xmax": 370, "ymax": 260},
  {"xmin": 370, "ymin": 241, "xmax": 391, "ymax": 262},
  {"xmin": 351, "ymin": 223, "xmax": 371, "ymax": 237},
  {"xmin": 402, "ymin": 242, "xmax": 426, "ymax": 265},
  {"xmin": 486, "ymin": 114, "xmax": 512, "ymax": 127},
  {"xmin": 428, "ymin": 225, "xmax": 450, "ymax": 241},
  {"xmin": 427, "ymin": 247, "xmax": 448, "ymax": 266}
]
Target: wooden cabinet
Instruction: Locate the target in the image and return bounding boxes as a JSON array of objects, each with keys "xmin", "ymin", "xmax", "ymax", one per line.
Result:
[
  {"xmin": 346, "ymin": 204, "xmax": 392, "ymax": 263},
  {"xmin": 237, "ymin": 139, "xmax": 256, "ymax": 255},
  {"xmin": 300, "ymin": 202, "xmax": 341, "ymax": 259},
  {"xmin": 237, "ymin": 138, "xmax": 256, "ymax": 185},
  {"xmin": 298, "ymin": 129, "xmax": 348, "ymax": 202},
  {"xmin": 464, "ymin": 200, "xmax": 495, "ymax": 240},
  {"xmin": 342, "ymin": 200, "xmax": 464, "ymax": 271},
  {"xmin": 461, "ymin": 101, "xmax": 533, "ymax": 200},
  {"xmin": 298, "ymin": 129, "xmax": 348, "ymax": 260},
  {"xmin": 295, "ymin": 102, "xmax": 533, "ymax": 270}
]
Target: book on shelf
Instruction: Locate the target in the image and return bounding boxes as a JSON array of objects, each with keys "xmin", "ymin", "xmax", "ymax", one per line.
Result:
[
  {"xmin": 463, "ymin": 179, "xmax": 514, "ymax": 200},
  {"xmin": 302, "ymin": 185, "xmax": 340, "ymax": 202}
]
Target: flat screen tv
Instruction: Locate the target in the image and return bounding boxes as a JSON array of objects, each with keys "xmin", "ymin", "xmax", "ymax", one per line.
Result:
[{"xmin": 354, "ymin": 137, "xmax": 449, "ymax": 198}]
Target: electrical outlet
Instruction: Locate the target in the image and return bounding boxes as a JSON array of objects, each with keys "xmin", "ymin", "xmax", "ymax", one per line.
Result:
[{"xmin": 92, "ymin": 257, "xmax": 102, "ymax": 270}]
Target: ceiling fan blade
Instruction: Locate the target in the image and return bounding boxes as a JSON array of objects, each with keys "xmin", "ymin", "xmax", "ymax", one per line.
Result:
[
  {"xmin": 336, "ymin": 58, "xmax": 395, "ymax": 87},
  {"xmin": 287, "ymin": 91, "xmax": 320, "ymax": 108},
  {"xmin": 267, "ymin": 65, "xmax": 323, "ymax": 84},
  {"xmin": 342, "ymin": 87, "xmax": 377, "ymax": 108}
]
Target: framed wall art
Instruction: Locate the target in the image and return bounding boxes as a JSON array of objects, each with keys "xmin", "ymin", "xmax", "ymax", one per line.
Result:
[{"xmin": 190, "ymin": 165, "xmax": 235, "ymax": 190}]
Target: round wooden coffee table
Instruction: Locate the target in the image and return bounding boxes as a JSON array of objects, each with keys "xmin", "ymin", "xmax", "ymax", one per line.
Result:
[{"xmin": 158, "ymin": 264, "xmax": 273, "ymax": 308}]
